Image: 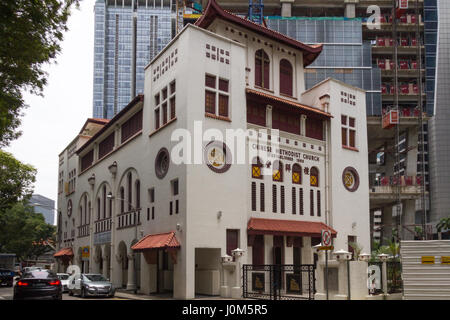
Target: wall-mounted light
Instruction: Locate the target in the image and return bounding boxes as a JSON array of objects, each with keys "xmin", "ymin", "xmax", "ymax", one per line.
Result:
[
  {"xmin": 108, "ymin": 161, "xmax": 118, "ymax": 176},
  {"xmin": 88, "ymin": 173, "xmax": 95, "ymax": 186}
]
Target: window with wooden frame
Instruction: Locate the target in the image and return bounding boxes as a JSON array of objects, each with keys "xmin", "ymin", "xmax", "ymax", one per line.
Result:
[
  {"xmin": 162, "ymin": 102, "xmax": 168, "ymax": 125},
  {"xmin": 169, "ymin": 80, "xmax": 176, "ymax": 120},
  {"xmin": 98, "ymin": 132, "xmax": 115, "ymax": 159},
  {"xmin": 292, "ymin": 187, "xmax": 296, "ymax": 215},
  {"xmin": 292, "ymin": 164, "xmax": 302, "ymax": 184},
  {"xmin": 135, "ymin": 180, "xmax": 140, "ymax": 209},
  {"xmin": 341, "ymin": 115, "xmax": 356, "ymax": 148},
  {"xmin": 127, "ymin": 173, "xmax": 132, "ymax": 211},
  {"xmin": 255, "ymin": 49, "xmax": 270, "ymax": 89},
  {"xmin": 272, "ymin": 185, "xmax": 277, "ymax": 213},
  {"xmin": 317, "ymin": 190, "xmax": 321, "ymax": 217},
  {"xmin": 120, "ymin": 187, "xmax": 125, "ymax": 213},
  {"xmin": 281, "ymin": 186, "xmax": 285, "ymax": 214},
  {"xmin": 155, "ymin": 108, "xmax": 160, "ymax": 129},
  {"xmin": 205, "ymin": 74, "xmax": 230, "ymax": 118},
  {"xmin": 121, "ymin": 109, "xmax": 142, "ymax": 143},
  {"xmin": 299, "ymin": 188, "xmax": 304, "ymax": 215},
  {"xmin": 310, "ymin": 167, "xmax": 319, "ymax": 187},
  {"xmin": 279, "ymin": 59, "xmax": 293, "ymax": 96},
  {"xmin": 102, "ymin": 185, "xmax": 106, "ymax": 219},
  {"xmin": 252, "ymin": 157, "xmax": 263, "ymax": 179},
  {"xmin": 97, "ymin": 197, "xmax": 101, "ymax": 220},
  {"xmin": 251, "ymin": 182, "xmax": 257, "ymax": 211},
  {"xmin": 260, "ymin": 183, "xmax": 265, "ymax": 212},
  {"xmin": 272, "ymin": 161, "xmax": 283, "ymax": 182},
  {"xmin": 310, "ymin": 190, "xmax": 314, "ymax": 216}
]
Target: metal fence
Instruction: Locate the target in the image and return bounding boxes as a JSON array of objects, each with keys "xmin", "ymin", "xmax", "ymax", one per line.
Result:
[{"xmin": 243, "ymin": 264, "xmax": 315, "ymax": 300}]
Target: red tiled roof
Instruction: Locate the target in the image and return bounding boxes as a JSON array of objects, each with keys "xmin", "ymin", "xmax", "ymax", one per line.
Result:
[
  {"xmin": 54, "ymin": 247, "xmax": 74, "ymax": 258},
  {"xmin": 248, "ymin": 218, "xmax": 337, "ymax": 237},
  {"xmin": 246, "ymin": 88, "xmax": 332, "ymax": 118},
  {"xmin": 131, "ymin": 231, "xmax": 181, "ymax": 252},
  {"xmin": 195, "ymin": 0, "xmax": 323, "ymax": 67}
]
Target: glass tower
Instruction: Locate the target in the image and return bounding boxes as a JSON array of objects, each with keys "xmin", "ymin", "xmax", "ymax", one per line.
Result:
[
  {"xmin": 93, "ymin": 0, "xmax": 175, "ymax": 119},
  {"xmin": 266, "ymin": 17, "xmax": 382, "ymax": 116}
]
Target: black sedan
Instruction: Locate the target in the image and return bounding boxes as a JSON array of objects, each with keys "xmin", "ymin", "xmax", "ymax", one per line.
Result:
[
  {"xmin": 0, "ymin": 269, "xmax": 14, "ymax": 287},
  {"xmin": 13, "ymin": 269, "xmax": 62, "ymax": 300}
]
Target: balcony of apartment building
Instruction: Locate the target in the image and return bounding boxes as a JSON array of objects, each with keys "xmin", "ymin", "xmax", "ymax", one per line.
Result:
[
  {"xmin": 369, "ymin": 175, "xmax": 423, "ymax": 208},
  {"xmin": 362, "ymin": 10, "xmax": 424, "ymax": 32}
]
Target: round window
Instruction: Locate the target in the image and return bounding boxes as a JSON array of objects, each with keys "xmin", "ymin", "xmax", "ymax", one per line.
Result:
[
  {"xmin": 342, "ymin": 167, "xmax": 360, "ymax": 192},
  {"xmin": 155, "ymin": 148, "xmax": 170, "ymax": 179}
]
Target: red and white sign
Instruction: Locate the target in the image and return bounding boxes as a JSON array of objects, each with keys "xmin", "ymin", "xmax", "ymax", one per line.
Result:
[
  {"xmin": 398, "ymin": 0, "xmax": 408, "ymax": 9},
  {"xmin": 321, "ymin": 230, "xmax": 332, "ymax": 247}
]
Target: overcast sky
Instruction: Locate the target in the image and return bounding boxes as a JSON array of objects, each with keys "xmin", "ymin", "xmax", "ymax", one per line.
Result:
[{"xmin": 5, "ymin": 0, "xmax": 95, "ymax": 203}]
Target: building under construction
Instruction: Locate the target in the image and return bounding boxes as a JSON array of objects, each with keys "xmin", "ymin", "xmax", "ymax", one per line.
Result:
[{"xmin": 192, "ymin": 0, "xmax": 436, "ymax": 244}]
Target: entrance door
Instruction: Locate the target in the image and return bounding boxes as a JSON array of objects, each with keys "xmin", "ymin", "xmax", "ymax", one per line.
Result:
[{"xmin": 273, "ymin": 236, "xmax": 283, "ymax": 290}]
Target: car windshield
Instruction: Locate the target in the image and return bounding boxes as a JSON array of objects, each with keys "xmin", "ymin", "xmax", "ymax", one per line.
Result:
[
  {"xmin": 84, "ymin": 274, "xmax": 107, "ymax": 282},
  {"xmin": 23, "ymin": 270, "xmax": 55, "ymax": 279},
  {"xmin": 58, "ymin": 274, "xmax": 69, "ymax": 280}
]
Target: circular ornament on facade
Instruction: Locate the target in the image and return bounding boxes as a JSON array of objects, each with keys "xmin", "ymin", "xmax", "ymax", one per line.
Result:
[
  {"xmin": 342, "ymin": 166, "xmax": 360, "ymax": 192},
  {"xmin": 67, "ymin": 199, "xmax": 72, "ymax": 217},
  {"xmin": 155, "ymin": 147, "xmax": 170, "ymax": 179},
  {"xmin": 204, "ymin": 140, "xmax": 232, "ymax": 173}
]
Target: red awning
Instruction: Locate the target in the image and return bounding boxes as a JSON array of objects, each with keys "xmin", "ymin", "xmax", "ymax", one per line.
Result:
[
  {"xmin": 54, "ymin": 247, "xmax": 74, "ymax": 258},
  {"xmin": 248, "ymin": 218, "xmax": 337, "ymax": 238},
  {"xmin": 131, "ymin": 231, "xmax": 181, "ymax": 252}
]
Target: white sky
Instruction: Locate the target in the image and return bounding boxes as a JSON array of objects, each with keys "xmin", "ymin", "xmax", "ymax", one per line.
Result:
[{"xmin": 5, "ymin": 0, "xmax": 95, "ymax": 202}]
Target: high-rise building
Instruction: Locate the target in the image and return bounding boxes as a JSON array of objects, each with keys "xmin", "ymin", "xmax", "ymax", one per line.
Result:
[
  {"xmin": 428, "ymin": 0, "xmax": 450, "ymax": 232},
  {"xmin": 30, "ymin": 194, "xmax": 56, "ymax": 225},
  {"xmin": 93, "ymin": 0, "xmax": 175, "ymax": 119},
  {"xmin": 210, "ymin": 0, "xmax": 432, "ymax": 242}
]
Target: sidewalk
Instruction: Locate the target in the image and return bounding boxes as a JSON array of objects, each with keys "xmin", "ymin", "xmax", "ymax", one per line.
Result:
[{"xmin": 114, "ymin": 289, "xmax": 238, "ymax": 300}]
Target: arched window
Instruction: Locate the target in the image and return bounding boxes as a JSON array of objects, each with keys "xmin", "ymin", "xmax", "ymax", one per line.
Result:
[
  {"xmin": 88, "ymin": 201, "xmax": 91, "ymax": 224},
  {"xmin": 127, "ymin": 173, "xmax": 132, "ymax": 211},
  {"xmin": 79, "ymin": 206, "xmax": 83, "ymax": 226},
  {"xmin": 310, "ymin": 167, "xmax": 319, "ymax": 187},
  {"xmin": 292, "ymin": 164, "xmax": 302, "ymax": 184},
  {"xmin": 135, "ymin": 180, "xmax": 141, "ymax": 209},
  {"xmin": 272, "ymin": 161, "xmax": 283, "ymax": 182},
  {"xmin": 84, "ymin": 195, "xmax": 88, "ymax": 225},
  {"xmin": 103, "ymin": 185, "xmax": 106, "ymax": 219},
  {"xmin": 255, "ymin": 49, "xmax": 270, "ymax": 89},
  {"xmin": 280, "ymin": 59, "xmax": 293, "ymax": 96},
  {"xmin": 252, "ymin": 157, "xmax": 263, "ymax": 179},
  {"xmin": 109, "ymin": 197, "xmax": 112, "ymax": 218},
  {"xmin": 120, "ymin": 187, "xmax": 125, "ymax": 213},
  {"xmin": 97, "ymin": 197, "xmax": 101, "ymax": 220}
]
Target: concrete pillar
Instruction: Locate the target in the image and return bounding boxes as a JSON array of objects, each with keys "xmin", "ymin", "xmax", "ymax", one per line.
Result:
[
  {"xmin": 280, "ymin": 0, "xmax": 293, "ymax": 18},
  {"xmin": 381, "ymin": 260, "xmax": 388, "ymax": 296},
  {"xmin": 344, "ymin": 0, "xmax": 358, "ymax": 18},
  {"xmin": 112, "ymin": 253, "xmax": 122, "ymax": 289},
  {"xmin": 402, "ymin": 200, "xmax": 417, "ymax": 240},
  {"xmin": 126, "ymin": 253, "xmax": 136, "ymax": 290},
  {"xmin": 174, "ymin": 246, "xmax": 194, "ymax": 299},
  {"xmin": 102, "ymin": 255, "xmax": 109, "ymax": 279},
  {"xmin": 139, "ymin": 257, "xmax": 150, "ymax": 294}
]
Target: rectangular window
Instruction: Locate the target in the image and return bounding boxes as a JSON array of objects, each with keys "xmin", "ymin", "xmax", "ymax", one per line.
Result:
[
  {"xmin": 98, "ymin": 132, "xmax": 115, "ymax": 159},
  {"xmin": 205, "ymin": 74, "xmax": 216, "ymax": 88},
  {"xmin": 272, "ymin": 185, "xmax": 277, "ymax": 213},
  {"xmin": 147, "ymin": 208, "xmax": 150, "ymax": 221},
  {"xmin": 317, "ymin": 190, "xmax": 321, "ymax": 217},
  {"xmin": 151, "ymin": 207, "xmax": 155, "ymax": 220},
  {"xmin": 162, "ymin": 103, "xmax": 167, "ymax": 125},
  {"xmin": 162, "ymin": 87, "xmax": 167, "ymax": 100},
  {"xmin": 149, "ymin": 188, "xmax": 155, "ymax": 203},
  {"xmin": 260, "ymin": 183, "xmax": 265, "ymax": 212},
  {"xmin": 299, "ymin": 188, "xmax": 304, "ymax": 215},
  {"xmin": 170, "ymin": 97, "xmax": 176, "ymax": 119},
  {"xmin": 205, "ymin": 91, "xmax": 216, "ymax": 114},
  {"xmin": 342, "ymin": 127, "xmax": 347, "ymax": 146},
  {"xmin": 155, "ymin": 93, "xmax": 160, "ymax": 106},
  {"xmin": 219, "ymin": 79, "xmax": 229, "ymax": 92},
  {"xmin": 342, "ymin": 115, "xmax": 356, "ymax": 148},
  {"xmin": 251, "ymin": 182, "xmax": 257, "ymax": 211},
  {"xmin": 292, "ymin": 187, "xmax": 296, "ymax": 215},
  {"xmin": 310, "ymin": 190, "xmax": 314, "ymax": 216},
  {"xmin": 155, "ymin": 108, "xmax": 160, "ymax": 129},
  {"xmin": 219, "ymin": 94, "xmax": 229, "ymax": 117},
  {"xmin": 81, "ymin": 150, "xmax": 94, "ymax": 172},
  {"xmin": 172, "ymin": 179, "xmax": 179, "ymax": 196},
  {"xmin": 170, "ymin": 201, "xmax": 173, "ymax": 215},
  {"xmin": 121, "ymin": 109, "xmax": 143, "ymax": 143},
  {"xmin": 170, "ymin": 81, "xmax": 176, "ymax": 94},
  {"xmin": 176, "ymin": 199, "xmax": 179, "ymax": 214},
  {"xmin": 281, "ymin": 186, "xmax": 285, "ymax": 214}
]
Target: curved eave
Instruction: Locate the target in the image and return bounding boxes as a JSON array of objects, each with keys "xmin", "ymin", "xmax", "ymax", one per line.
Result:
[{"xmin": 195, "ymin": 0, "xmax": 323, "ymax": 67}]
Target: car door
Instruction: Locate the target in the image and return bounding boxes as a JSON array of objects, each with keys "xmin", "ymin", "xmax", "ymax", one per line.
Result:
[{"xmin": 73, "ymin": 275, "xmax": 81, "ymax": 294}]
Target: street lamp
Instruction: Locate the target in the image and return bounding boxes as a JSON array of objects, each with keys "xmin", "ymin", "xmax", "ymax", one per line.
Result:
[
  {"xmin": 88, "ymin": 173, "xmax": 96, "ymax": 187},
  {"xmin": 108, "ymin": 161, "xmax": 118, "ymax": 176}
]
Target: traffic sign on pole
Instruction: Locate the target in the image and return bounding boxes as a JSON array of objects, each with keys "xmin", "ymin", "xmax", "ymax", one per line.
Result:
[{"xmin": 321, "ymin": 230, "xmax": 332, "ymax": 247}]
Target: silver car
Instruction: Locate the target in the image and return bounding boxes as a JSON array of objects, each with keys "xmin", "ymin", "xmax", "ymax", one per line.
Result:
[
  {"xmin": 57, "ymin": 273, "xmax": 70, "ymax": 293},
  {"xmin": 68, "ymin": 274, "xmax": 115, "ymax": 298}
]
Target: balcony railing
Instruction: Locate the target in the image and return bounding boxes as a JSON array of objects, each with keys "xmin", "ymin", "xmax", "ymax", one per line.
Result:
[
  {"xmin": 95, "ymin": 217, "xmax": 112, "ymax": 234},
  {"xmin": 78, "ymin": 224, "xmax": 90, "ymax": 238},
  {"xmin": 117, "ymin": 210, "xmax": 141, "ymax": 230},
  {"xmin": 370, "ymin": 176, "xmax": 424, "ymax": 195}
]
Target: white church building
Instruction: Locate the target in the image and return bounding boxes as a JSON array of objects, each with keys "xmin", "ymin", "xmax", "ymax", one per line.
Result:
[{"xmin": 55, "ymin": 0, "xmax": 371, "ymax": 299}]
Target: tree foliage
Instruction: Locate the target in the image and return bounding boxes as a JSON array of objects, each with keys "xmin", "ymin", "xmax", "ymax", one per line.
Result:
[
  {"xmin": 0, "ymin": 202, "xmax": 56, "ymax": 261},
  {"xmin": 0, "ymin": 0, "xmax": 78, "ymax": 147},
  {"xmin": 436, "ymin": 217, "xmax": 450, "ymax": 233},
  {"xmin": 0, "ymin": 150, "xmax": 36, "ymax": 209}
]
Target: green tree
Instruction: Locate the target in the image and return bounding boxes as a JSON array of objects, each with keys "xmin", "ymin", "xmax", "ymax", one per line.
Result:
[
  {"xmin": 0, "ymin": 150, "xmax": 36, "ymax": 209},
  {"xmin": 436, "ymin": 217, "xmax": 450, "ymax": 239},
  {"xmin": 0, "ymin": 202, "xmax": 55, "ymax": 261},
  {"xmin": 0, "ymin": 0, "xmax": 78, "ymax": 147}
]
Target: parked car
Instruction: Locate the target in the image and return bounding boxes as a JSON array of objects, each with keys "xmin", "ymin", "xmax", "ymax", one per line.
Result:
[
  {"xmin": 0, "ymin": 268, "xmax": 14, "ymax": 287},
  {"xmin": 68, "ymin": 274, "xmax": 115, "ymax": 298},
  {"xmin": 13, "ymin": 269, "xmax": 62, "ymax": 300},
  {"xmin": 57, "ymin": 273, "xmax": 70, "ymax": 293}
]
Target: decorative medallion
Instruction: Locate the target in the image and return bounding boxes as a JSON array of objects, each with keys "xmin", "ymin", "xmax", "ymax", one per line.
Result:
[
  {"xmin": 155, "ymin": 148, "xmax": 170, "ymax": 179},
  {"xmin": 67, "ymin": 199, "xmax": 72, "ymax": 217},
  {"xmin": 342, "ymin": 166, "xmax": 360, "ymax": 192},
  {"xmin": 204, "ymin": 141, "xmax": 232, "ymax": 173}
]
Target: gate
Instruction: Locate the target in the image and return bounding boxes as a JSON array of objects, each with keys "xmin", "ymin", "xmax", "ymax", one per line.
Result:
[{"xmin": 243, "ymin": 264, "xmax": 315, "ymax": 300}]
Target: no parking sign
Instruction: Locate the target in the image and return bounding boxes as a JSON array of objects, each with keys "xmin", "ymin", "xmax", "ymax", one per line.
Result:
[{"xmin": 321, "ymin": 230, "xmax": 332, "ymax": 247}]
